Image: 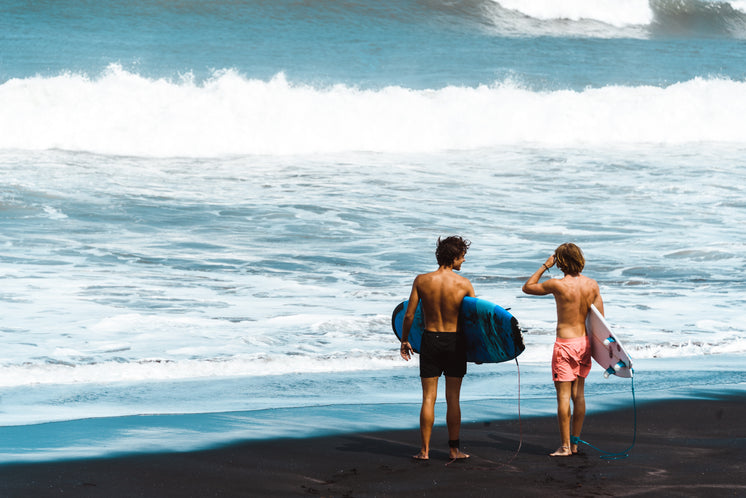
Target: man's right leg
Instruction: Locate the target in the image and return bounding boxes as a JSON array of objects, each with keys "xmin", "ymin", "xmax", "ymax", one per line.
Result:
[
  {"xmin": 551, "ymin": 380, "xmax": 573, "ymax": 456},
  {"xmin": 570, "ymin": 376, "xmax": 586, "ymax": 453},
  {"xmin": 415, "ymin": 376, "xmax": 439, "ymax": 460}
]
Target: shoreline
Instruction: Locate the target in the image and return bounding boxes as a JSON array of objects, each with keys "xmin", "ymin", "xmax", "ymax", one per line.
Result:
[
  {"xmin": 1, "ymin": 393, "xmax": 744, "ymax": 497},
  {"xmin": 0, "ymin": 360, "xmax": 744, "ymax": 464}
]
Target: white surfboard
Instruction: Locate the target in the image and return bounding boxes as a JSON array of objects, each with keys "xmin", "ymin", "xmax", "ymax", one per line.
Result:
[{"xmin": 586, "ymin": 304, "xmax": 633, "ymax": 378}]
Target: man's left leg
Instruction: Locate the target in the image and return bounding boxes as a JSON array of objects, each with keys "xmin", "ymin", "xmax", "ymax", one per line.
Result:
[
  {"xmin": 445, "ymin": 375, "xmax": 469, "ymax": 459},
  {"xmin": 570, "ymin": 376, "xmax": 586, "ymax": 454}
]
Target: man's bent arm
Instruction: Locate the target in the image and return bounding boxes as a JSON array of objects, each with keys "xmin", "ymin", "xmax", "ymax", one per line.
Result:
[
  {"xmin": 522, "ymin": 255, "xmax": 556, "ymax": 295},
  {"xmin": 592, "ymin": 284, "xmax": 605, "ymax": 316}
]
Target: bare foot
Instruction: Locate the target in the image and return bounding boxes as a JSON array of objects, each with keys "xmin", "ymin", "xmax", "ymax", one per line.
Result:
[
  {"xmin": 571, "ymin": 436, "xmax": 580, "ymax": 454},
  {"xmin": 449, "ymin": 448, "xmax": 470, "ymax": 460},
  {"xmin": 550, "ymin": 446, "xmax": 572, "ymax": 457},
  {"xmin": 412, "ymin": 451, "xmax": 429, "ymax": 460}
]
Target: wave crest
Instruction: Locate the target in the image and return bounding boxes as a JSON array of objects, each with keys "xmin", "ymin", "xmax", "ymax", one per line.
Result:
[
  {"xmin": 493, "ymin": 0, "xmax": 654, "ymax": 27},
  {"xmin": 486, "ymin": 0, "xmax": 746, "ymax": 38},
  {"xmin": 651, "ymin": 0, "xmax": 746, "ymax": 37},
  {"xmin": 1, "ymin": 65, "xmax": 745, "ymax": 157}
]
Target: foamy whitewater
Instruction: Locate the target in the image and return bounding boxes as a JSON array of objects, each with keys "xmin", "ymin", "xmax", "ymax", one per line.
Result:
[{"xmin": 1, "ymin": 0, "xmax": 746, "ymax": 461}]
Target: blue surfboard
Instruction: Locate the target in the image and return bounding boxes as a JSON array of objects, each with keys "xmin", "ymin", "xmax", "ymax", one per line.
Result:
[{"xmin": 391, "ymin": 296, "xmax": 525, "ymax": 363}]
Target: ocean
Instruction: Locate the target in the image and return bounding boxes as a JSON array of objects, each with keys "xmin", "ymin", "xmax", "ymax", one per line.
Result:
[{"xmin": 1, "ymin": 0, "xmax": 746, "ymax": 462}]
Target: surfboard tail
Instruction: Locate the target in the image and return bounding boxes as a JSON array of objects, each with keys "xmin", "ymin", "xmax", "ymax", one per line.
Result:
[
  {"xmin": 510, "ymin": 317, "xmax": 526, "ymax": 357},
  {"xmin": 393, "ymin": 297, "xmax": 525, "ymax": 363}
]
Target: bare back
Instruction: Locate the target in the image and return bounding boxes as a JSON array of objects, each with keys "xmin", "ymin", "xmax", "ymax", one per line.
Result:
[
  {"xmin": 402, "ymin": 266, "xmax": 475, "ymax": 338},
  {"xmin": 548, "ymin": 274, "xmax": 602, "ymax": 338},
  {"xmin": 523, "ymin": 262, "xmax": 604, "ymax": 339},
  {"xmin": 415, "ymin": 268, "xmax": 474, "ymax": 331}
]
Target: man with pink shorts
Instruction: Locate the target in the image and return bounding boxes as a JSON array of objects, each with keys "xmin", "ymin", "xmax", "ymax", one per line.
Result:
[
  {"xmin": 552, "ymin": 336, "xmax": 592, "ymax": 382},
  {"xmin": 522, "ymin": 243, "xmax": 604, "ymax": 457}
]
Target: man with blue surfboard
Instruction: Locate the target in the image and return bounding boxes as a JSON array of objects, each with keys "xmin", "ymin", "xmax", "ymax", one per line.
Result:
[
  {"xmin": 400, "ymin": 236, "xmax": 474, "ymax": 461},
  {"xmin": 522, "ymin": 243, "xmax": 604, "ymax": 457}
]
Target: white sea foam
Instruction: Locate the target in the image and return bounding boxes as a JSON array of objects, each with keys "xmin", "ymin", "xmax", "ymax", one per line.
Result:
[
  {"xmin": 1, "ymin": 341, "xmax": 743, "ymax": 390},
  {"xmin": 0, "ymin": 354, "xmax": 405, "ymax": 388},
  {"xmin": 1, "ymin": 67, "xmax": 745, "ymax": 157},
  {"xmin": 733, "ymin": 0, "xmax": 746, "ymax": 12},
  {"xmin": 493, "ymin": 0, "xmax": 654, "ymax": 27},
  {"xmin": 485, "ymin": 0, "xmax": 746, "ymax": 38},
  {"xmin": 1, "ymin": 320, "xmax": 743, "ymax": 389}
]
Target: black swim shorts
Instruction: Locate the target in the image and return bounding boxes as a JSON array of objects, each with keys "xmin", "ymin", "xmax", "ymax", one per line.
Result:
[{"xmin": 419, "ymin": 331, "xmax": 467, "ymax": 378}]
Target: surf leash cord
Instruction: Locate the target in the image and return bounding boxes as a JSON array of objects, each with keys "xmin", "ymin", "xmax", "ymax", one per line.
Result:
[
  {"xmin": 571, "ymin": 369, "xmax": 637, "ymax": 460},
  {"xmin": 446, "ymin": 357, "xmax": 523, "ymax": 467},
  {"xmin": 509, "ymin": 356, "xmax": 523, "ymax": 462}
]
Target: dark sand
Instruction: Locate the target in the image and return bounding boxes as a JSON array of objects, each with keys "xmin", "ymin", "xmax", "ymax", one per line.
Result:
[{"xmin": 0, "ymin": 394, "xmax": 744, "ymax": 497}]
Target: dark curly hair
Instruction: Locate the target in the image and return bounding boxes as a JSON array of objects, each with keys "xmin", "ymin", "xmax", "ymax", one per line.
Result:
[{"xmin": 436, "ymin": 236, "xmax": 471, "ymax": 266}]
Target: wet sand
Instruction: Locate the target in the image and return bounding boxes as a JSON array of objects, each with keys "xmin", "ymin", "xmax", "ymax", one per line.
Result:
[{"xmin": 0, "ymin": 394, "xmax": 744, "ymax": 497}]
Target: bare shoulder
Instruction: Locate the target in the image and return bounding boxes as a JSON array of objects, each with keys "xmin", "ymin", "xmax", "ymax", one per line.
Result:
[
  {"xmin": 580, "ymin": 274, "xmax": 599, "ymax": 289},
  {"xmin": 413, "ymin": 270, "xmax": 438, "ymax": 291},
  {"xmin": 579, "ymin": 274, "xmax": 600, "ymax": 297},
  {"xmin": 454, "ymin": 272, "xmax": 471, "ymax": 283},
  {"xmin": 414, "ymin": 271, "xmax": 434, "ymax": 283},
  {"xmin": 452, "ymin": 271, "xmax": 473, "ymax": 288},
  {"xmin": 455, "ymin": 273, "xmax": 475, "ymax": 297}
]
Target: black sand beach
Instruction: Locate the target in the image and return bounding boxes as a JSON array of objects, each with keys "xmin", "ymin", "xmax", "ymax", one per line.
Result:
[{"xmin": 0, "ymin": 394, "xmax": 744, "ymax": 497}]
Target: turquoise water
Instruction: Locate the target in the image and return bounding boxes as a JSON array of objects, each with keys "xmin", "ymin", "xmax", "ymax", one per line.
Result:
[
  {"xmin": 1, "ymin": 0, "xmax": 746, "ymax": 461},
  {"xmin": 4, "ymin": 0, "xmax": 746, "ymax": 88},
  {"xmin": 1, "ymin": 355, "xmax": 744, "ymax": 463}
]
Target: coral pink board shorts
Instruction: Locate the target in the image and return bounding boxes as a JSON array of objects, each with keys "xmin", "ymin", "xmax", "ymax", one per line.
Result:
[{"xmin": 552, "ymin": 336, "xmax": 591, "ymax": 382}]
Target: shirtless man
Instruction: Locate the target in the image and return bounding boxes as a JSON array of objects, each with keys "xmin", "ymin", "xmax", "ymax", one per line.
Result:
[
  {"xmin": 522, "ymin": 243, "xmax": 604, "ymax": 457},
  {"xmin": 400, "ymin": 236, "xmax": 475, "ymax": 460}
]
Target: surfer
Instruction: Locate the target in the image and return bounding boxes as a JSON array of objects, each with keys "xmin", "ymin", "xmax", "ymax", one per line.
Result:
[
  {"xmin": 522, "ymin": 242, "xmax": 604, "ymax": 457},
  {"xmin": 400, "ymin": 235, "xmax": 475, "ymax": 461}
]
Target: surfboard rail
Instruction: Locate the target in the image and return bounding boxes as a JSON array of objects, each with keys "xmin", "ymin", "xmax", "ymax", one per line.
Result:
[
  {"xmin": 586, "ymin": 304, "xmax": 633, "ymax": 378},
  {"xmin": 391, "ymin": 297, "xmax": 524, "ymax": 364}
]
